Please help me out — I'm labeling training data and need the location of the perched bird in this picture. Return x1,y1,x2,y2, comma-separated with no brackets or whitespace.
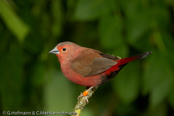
49,41,152,89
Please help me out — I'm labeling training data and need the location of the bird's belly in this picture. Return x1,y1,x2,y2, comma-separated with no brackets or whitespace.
61,65,103,87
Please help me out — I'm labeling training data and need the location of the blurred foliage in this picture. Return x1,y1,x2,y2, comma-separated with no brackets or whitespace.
0,0,174,116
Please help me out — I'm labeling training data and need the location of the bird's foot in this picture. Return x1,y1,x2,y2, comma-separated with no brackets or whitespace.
77,92,83,99
77,86,95,103
78,92,89,103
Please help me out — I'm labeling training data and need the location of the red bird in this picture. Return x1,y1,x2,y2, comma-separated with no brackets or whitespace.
49,42,152,88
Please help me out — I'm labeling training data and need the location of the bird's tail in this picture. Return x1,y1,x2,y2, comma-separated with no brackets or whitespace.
116,51,152,66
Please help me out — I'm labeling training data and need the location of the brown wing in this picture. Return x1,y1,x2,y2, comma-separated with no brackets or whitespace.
94,50,121,60
71,49,117,77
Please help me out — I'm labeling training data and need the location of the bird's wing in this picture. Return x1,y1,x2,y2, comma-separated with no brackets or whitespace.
94,50,121,60
71,49,117,77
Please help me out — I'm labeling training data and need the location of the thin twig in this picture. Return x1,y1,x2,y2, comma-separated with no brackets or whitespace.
71,86,98,116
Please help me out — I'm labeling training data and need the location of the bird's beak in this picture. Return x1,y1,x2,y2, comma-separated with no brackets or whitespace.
49,47,59,54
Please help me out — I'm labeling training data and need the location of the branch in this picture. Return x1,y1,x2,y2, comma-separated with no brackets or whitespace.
71,86,98,116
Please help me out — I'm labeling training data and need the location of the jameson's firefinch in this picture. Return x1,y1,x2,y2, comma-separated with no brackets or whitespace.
49,42,152,87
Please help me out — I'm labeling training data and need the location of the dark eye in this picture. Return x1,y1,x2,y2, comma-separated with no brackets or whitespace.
62,48,66,51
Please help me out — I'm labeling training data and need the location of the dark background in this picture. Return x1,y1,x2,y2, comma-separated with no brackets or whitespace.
0,0,174,116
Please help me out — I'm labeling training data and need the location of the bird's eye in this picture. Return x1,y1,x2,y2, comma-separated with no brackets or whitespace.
62,48,66,51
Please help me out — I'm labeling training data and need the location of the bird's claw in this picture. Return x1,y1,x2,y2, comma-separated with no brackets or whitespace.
77,92,89,103
77,92,83,100
77,86,96,103
83,96,89,103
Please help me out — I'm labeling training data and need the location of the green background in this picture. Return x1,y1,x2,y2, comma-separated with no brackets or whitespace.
0,0,174,116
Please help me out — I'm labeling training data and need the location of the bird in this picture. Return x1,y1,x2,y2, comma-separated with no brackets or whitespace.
49,41,152,97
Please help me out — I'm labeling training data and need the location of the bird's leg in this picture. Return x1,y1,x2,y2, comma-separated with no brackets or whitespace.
78,86,96,103
84,86,95,96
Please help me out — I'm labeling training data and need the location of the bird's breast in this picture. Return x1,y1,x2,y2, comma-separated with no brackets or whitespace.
60,62,104,87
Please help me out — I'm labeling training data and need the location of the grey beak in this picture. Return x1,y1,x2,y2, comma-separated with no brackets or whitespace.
49,47,59,54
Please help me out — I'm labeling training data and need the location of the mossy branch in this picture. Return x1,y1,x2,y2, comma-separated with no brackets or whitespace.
71,86,98,116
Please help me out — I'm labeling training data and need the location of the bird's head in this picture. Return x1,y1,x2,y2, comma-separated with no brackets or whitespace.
49,41,81,62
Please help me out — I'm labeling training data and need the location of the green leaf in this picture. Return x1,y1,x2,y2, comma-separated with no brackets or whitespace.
30,62,45,86
44,70,74,111
120,0,151,43
0,0,30,42
0,46,23,110
98,15,129,57
150,6,170,30
130,34,153,52
98,15,123,48
143,52,173,108
144,102,167,116
113,61,140,103
112,44,129,58
126,10,150,43
75,0,114,21
168,84,174,109
51,0,62,38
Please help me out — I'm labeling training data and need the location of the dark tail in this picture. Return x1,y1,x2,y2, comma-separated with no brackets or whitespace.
116,51,152,66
